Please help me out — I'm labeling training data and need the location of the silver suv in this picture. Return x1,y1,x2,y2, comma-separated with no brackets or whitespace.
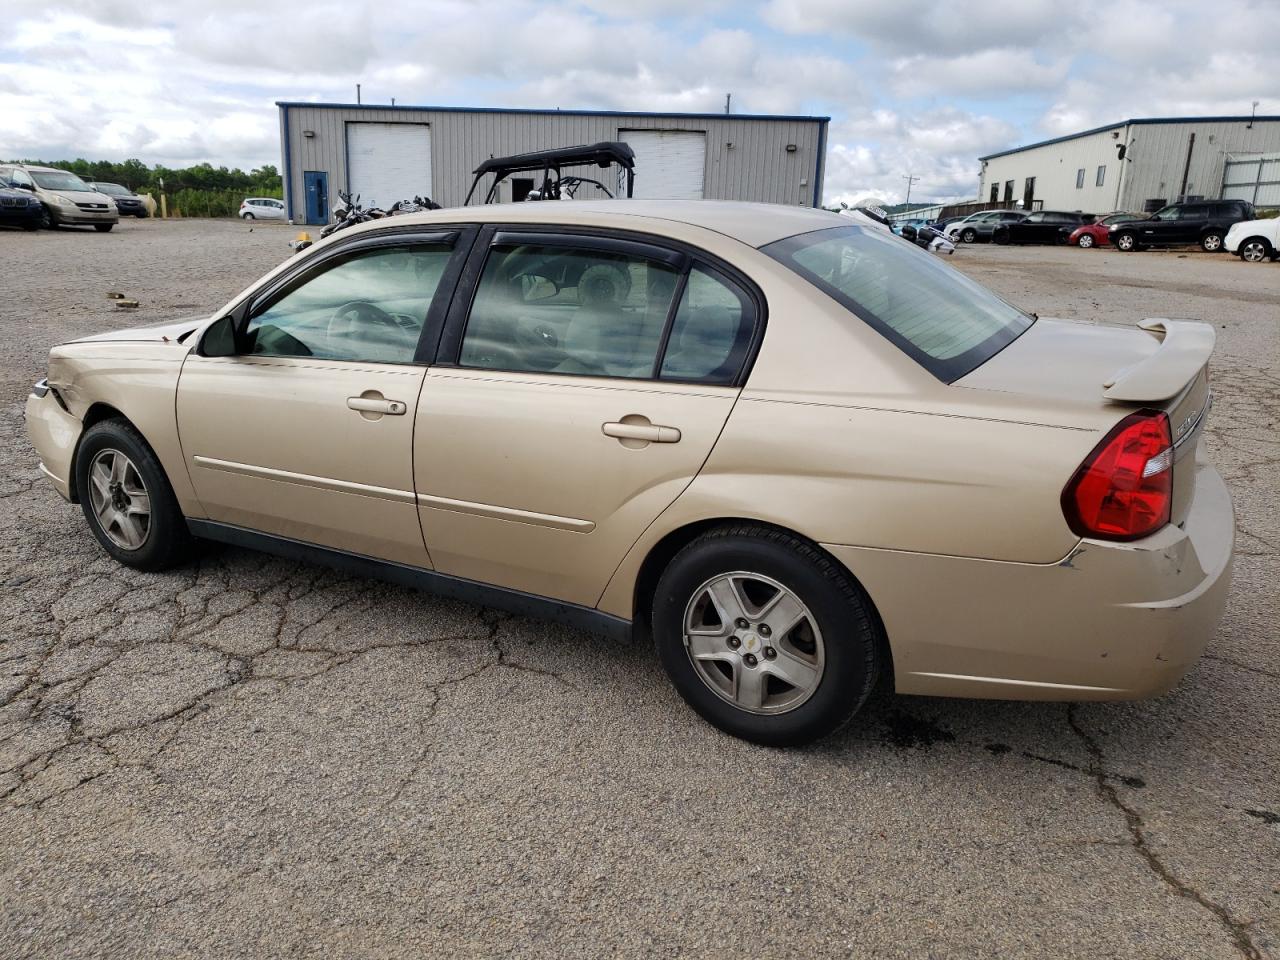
0,163,120,231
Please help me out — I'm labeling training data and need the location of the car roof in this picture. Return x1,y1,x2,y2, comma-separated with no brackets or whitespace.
21,165,66,173
375,200,847,249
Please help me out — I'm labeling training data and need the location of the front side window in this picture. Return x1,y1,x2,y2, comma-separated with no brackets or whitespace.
763,225,1033,382
460,242,680,378
243,244,452,363
1154,205,1181,221
5,167,34,188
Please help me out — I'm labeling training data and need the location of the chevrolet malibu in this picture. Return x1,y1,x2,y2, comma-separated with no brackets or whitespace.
25,201,1233,746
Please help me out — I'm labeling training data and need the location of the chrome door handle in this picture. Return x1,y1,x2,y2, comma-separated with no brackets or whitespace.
347,396,406,415
602,421,681,443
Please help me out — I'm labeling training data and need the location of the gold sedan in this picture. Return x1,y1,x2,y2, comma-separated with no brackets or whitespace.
25,201,1233,745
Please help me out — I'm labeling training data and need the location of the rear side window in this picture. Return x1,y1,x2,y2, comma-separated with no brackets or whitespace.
659,267,752,384
763,225,1033,382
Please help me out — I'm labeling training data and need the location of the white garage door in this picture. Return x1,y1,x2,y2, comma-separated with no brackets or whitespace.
620,129,706,200
346,123,432,210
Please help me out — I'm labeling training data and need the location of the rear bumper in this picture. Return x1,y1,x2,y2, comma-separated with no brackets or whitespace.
824,457,1234,701
25,387,81,502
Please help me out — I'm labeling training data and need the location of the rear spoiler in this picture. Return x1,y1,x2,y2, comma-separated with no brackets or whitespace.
1103,319,1215,402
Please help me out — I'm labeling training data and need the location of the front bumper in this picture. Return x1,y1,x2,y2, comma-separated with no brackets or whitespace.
25,385,81,502
824,457,1234,701
49,205,119,225
0,205,41,225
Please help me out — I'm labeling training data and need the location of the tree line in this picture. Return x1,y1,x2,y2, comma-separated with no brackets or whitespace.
8,158,282,196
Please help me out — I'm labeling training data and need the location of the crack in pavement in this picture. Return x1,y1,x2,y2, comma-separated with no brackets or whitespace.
1066,704,1263,960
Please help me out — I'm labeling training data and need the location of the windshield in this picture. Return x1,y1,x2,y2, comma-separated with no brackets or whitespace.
94,182,131,197
762,225,1034,382
30,170,90,191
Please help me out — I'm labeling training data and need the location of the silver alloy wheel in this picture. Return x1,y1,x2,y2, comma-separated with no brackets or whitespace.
1078,234,1094,248
87,448,151,550
1117,233,1135,251
682,571,825,715
1242,240,1268,262
1203,233,1223,251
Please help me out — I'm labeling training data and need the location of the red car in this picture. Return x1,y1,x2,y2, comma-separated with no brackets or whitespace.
1068,212,1145,248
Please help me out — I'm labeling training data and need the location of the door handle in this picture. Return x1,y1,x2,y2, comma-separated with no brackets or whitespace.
348,396,406,415
602,420,681,443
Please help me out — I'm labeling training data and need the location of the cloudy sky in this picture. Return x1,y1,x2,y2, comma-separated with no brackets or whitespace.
3,0,1278,204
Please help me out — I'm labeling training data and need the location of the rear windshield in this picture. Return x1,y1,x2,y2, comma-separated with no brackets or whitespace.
762,225,1034,382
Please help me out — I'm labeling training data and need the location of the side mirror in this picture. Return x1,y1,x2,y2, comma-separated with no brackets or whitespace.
520,275,560,302
15,182,34,191
200,315,239,357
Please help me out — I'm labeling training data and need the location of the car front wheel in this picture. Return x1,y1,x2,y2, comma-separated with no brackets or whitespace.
652,525,882,746
1201,231,1224,252
1239,238,1272,262
1114,232,1138,251
38,207,56,229
75,419,192,571
94,224,113,232
1077,233,1095,248
961,228,977,243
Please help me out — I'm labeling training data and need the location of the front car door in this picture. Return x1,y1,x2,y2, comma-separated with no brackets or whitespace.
414,227,760,607
176,229,470,567
1139,205,1182,244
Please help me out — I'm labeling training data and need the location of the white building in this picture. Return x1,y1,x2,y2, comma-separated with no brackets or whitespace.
978,115,1280,213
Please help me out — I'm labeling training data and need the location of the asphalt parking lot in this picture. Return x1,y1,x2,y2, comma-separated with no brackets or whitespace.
1,218,1277,959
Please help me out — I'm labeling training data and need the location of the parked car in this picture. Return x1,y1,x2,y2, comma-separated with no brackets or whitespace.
0,182,42,230
1067,213,1146,248
1224,217,1280,262
945,210,1029,243
1109,199,1256,252
0,163,119,231
992,211,1094,245
239,198,286,221
90,182,148,218
25,201,1232,746
890,218,928,236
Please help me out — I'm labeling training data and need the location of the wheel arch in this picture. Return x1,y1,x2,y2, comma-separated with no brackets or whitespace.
628,516,894,686
68,403,157,504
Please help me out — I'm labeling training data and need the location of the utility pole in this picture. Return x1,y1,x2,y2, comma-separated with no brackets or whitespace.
725,93,732,114
902,173,920,207
356,83,362,105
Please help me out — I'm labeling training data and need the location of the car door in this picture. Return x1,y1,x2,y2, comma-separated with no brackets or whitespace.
414,227,759,607
1139,205,1181,244
176,229,470,567
1012,212,1045,242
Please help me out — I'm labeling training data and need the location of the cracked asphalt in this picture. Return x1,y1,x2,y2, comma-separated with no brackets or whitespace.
1,219,1277,959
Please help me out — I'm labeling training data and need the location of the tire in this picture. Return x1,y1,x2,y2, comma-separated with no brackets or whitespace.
1114,231,1137,251
1238,237,1271,262
38,207,55,230
242,212,255,220
992,230,1008,245
961,228,977,243
1077,233,1095,248
1200,231,1224,252
652,525,882,747
74,419,192,571
94,224,113,232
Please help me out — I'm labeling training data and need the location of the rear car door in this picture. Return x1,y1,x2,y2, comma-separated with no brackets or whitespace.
176,229,470,567
414,226,759,607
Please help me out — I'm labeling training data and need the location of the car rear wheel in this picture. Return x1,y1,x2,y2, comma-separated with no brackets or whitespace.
1239,237,1271,262
1077,233,1095,248
652,525,882,746
1114,232,1138,251
992,230,1008,245
75,419,192,571
961,228,977,243
94,224,113,232
1200,231,1224,252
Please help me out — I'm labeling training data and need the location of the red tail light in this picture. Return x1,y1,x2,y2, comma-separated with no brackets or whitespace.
1062,410,1173,541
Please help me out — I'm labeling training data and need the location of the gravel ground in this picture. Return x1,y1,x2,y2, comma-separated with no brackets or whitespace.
1,218,1277,959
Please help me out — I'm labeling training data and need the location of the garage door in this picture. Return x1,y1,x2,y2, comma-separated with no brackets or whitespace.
619,129,706,200
346,123,432,209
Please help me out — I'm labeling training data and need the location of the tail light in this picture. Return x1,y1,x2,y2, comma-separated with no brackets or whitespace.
1062,410,1173,541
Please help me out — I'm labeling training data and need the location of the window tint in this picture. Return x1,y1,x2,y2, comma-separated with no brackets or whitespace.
764,225,1032,382
660,267,752,384
460,242,679,378
243,244,451,363
1156,205,1181,220
1024,212,1046,223
1181,205,1207,219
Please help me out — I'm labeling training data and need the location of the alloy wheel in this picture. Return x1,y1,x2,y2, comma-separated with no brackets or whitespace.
87,449,151,550
682,571,825,715
1117,234,1135,251
1203,233,1223,251
1242,240,1267,262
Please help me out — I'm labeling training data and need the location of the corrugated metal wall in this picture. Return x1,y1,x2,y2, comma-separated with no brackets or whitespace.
279,105,825,220
978,120,1280,214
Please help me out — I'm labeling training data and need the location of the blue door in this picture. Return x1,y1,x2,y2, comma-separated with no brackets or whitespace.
303,171,328,225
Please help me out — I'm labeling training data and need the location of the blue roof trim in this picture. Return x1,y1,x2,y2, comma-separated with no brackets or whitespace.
274,101,829,123
979,115,1280,161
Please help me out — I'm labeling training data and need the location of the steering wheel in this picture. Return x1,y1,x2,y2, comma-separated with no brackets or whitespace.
327,300,409,349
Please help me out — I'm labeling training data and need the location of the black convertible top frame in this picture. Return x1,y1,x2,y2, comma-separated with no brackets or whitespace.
464,141,636,205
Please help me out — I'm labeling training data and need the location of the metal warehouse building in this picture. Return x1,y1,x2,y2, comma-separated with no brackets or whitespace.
978,115,1280,213
276,101,829,225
